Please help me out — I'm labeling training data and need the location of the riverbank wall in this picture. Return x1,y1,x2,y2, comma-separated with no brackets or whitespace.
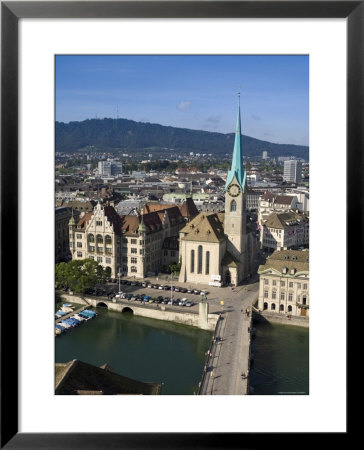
59,293,218,331
252,308,309,328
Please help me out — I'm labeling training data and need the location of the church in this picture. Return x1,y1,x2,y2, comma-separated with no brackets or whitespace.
178,97,258,286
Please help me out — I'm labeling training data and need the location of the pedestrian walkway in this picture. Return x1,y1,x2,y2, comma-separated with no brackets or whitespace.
201,283,257,395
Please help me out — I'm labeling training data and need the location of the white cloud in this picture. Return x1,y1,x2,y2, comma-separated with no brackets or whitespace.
177,101,191,111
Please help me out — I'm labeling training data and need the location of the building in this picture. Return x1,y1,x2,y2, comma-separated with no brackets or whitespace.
258,193,300,225
283,160,302,184
55,359,162,395
257,250,309,317
260,211,309,252
69,200,195,278
55,207,73,262
98,160,123,177
262,150,268,160
178,97,259,286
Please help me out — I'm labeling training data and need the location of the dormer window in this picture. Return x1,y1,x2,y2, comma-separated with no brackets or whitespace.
290,268,296,275
283,267,288,274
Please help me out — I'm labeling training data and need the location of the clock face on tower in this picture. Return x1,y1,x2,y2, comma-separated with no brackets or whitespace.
228,183,241,197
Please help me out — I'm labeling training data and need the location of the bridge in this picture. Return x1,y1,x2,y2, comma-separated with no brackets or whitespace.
198,281,258,395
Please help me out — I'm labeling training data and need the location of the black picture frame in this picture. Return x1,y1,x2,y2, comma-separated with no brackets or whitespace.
1,1,356,448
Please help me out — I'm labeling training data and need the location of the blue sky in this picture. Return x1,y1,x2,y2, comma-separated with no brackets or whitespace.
56,55,309,146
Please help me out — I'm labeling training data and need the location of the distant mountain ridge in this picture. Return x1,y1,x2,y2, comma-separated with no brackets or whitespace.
55,117,309,160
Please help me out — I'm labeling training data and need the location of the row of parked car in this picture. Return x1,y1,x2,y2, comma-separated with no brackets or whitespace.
107,278,209,296
115,292,194,307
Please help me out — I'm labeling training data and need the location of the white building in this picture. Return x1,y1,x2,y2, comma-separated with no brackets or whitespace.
98,160,123,177
258,250,309,317
283,160,302,184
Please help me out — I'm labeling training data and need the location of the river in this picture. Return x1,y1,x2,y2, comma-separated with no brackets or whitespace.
249,321,309,395
55,307,212,395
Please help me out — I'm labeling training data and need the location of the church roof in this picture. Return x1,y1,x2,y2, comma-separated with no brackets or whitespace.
263,211,307,229
180,212,226,243
178,197,199,219
221,251,240,268
225,96,246,190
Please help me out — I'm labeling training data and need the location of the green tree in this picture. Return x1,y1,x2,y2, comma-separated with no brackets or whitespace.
55,259,108,293
169,257,182,275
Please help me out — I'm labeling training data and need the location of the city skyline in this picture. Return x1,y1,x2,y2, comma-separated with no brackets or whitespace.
56,55,309,146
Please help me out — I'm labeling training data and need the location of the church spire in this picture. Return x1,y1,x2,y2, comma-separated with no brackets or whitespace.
225,92,246,190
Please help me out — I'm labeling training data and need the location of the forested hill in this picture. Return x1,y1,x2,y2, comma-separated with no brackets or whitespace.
55,118,309,160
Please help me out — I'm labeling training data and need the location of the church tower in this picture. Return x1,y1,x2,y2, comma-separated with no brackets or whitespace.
224,93,248,279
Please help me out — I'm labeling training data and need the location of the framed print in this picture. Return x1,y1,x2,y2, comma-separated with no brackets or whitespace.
1,0,357,447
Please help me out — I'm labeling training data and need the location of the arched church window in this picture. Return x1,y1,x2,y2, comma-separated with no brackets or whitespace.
205,251,210,275
96,234,103,244
230,200,237,212
105,235,112,245
198,245,203,274
191,250,195,273
88,234,94,243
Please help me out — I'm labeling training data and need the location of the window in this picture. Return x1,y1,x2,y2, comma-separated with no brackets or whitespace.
288,305,292,312
96,220,102,226
263,302,268,310
88,256,94,260
131,257,137,264
77,242,82,248
96,234,103,244
122,257,128,263
264,279,269,285
288,293,293,302
297,283,301,289
97,256,102,262
198,245,203,274
131,248,137,254
303,284,307,290
88,234,95,243
264,290,269,298
289,282,293,288
131,266,137,273
105,257,111,264
88,246,95,252
230,200,237,212
131,239,137,244
139,249,144,255
271,303,276,310
272,291,276,299
105,235,112,245
280,304,284,311
280,281,285,287
191,250,195,273
272,280,277,286
76,234,82,239
122,238,128,243
77,251,82,257
280,292,285,300
205,251,210,275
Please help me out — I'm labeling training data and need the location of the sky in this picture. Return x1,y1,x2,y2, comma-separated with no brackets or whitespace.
55,55,309,146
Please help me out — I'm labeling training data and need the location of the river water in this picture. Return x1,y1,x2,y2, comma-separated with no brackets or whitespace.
55,307,212,395
56,307,309,395
249,321,309,395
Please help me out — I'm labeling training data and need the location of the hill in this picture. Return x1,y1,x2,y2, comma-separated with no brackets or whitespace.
55,118,309,160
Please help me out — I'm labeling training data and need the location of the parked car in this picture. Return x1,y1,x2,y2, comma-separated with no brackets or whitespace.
178,298,188,306
143,295,150,301
163,297,169,304
193,289,200,295
174,287,180,292
187,289,193,294
200,290,209,296
156,296,163,303
158,285,164,290
163,285,170,290
142,282,148,287
180,288,187,293
185,301,194,307
147,284,152,288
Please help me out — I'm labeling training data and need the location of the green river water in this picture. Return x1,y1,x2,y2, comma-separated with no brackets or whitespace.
55,307,212,395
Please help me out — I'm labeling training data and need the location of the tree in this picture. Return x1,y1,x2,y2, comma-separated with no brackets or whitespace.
55,259,108,294
169,257,182,275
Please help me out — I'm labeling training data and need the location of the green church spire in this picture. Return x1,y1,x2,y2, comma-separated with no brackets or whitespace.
225,92,246,190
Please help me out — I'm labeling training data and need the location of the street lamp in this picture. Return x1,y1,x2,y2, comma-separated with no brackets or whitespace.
117,271,122,297
170,272,173,303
